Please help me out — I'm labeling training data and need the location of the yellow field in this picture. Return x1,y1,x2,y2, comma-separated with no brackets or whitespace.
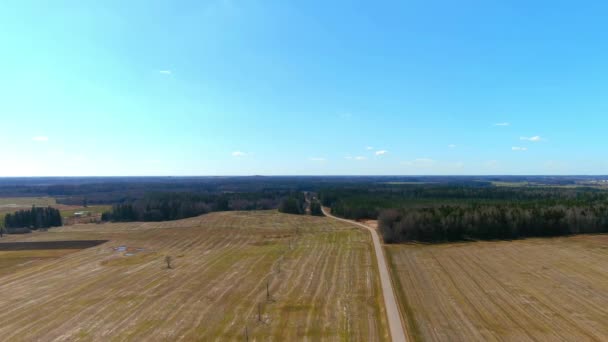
0,211,388,341
387,235,608,342
0,249,81,277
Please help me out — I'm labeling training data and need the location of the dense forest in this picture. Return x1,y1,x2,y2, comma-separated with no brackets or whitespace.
310,201,323,216
3,177,608,240
320,184,608,243
4,206,62,231
0,176,327,205
277,193,306,215
379,204,608,243
0,176,593,205
320,185,608,220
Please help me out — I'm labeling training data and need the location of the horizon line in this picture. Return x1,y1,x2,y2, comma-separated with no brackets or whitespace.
0,175,607,178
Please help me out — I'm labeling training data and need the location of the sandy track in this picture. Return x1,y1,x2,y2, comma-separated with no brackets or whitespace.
0,210,389,341
322,207,407,342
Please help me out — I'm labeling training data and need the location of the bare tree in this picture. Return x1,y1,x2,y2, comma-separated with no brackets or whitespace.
266,280,270,301
258,303,262,322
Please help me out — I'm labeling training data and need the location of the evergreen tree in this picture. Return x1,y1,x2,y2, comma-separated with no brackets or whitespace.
3,206,62,230
310,201,323,216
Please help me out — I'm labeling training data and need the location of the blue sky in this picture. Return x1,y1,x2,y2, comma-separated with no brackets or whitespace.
1,0,607,176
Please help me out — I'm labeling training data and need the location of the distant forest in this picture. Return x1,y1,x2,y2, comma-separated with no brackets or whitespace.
379,204,608,243
2,176,608,241
320,185,608,220
277,193,307,215
310,201,323,216
102,191,299,222
0,176,593,205
0,176,329,205
4,206,62,232
320,184,608,243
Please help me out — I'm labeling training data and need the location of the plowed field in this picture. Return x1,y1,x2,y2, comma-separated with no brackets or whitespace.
387,235,608,341
0,211,388,341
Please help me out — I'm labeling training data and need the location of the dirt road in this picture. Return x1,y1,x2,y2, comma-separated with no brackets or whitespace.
322,207,407,342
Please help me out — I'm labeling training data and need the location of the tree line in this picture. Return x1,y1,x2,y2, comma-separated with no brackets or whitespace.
102,191,291,222
102,193,219,222
4,206,62,231
320,184,608,243
379,204,608,243
277,192,324,216
310,201,323,216
103,190,324,222
278,193,306,215
320,185,608,221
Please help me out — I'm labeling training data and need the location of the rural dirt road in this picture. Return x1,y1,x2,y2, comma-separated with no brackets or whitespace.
322,207,407,342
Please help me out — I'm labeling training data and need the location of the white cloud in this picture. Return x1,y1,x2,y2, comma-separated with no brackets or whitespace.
520,136,542,142
366,146,374,150
494,122,510,126
159,70,172,75
375,150,388,156
512,146,528,151
32,136,48,142
344,156,353,160
354,156,366,160
448,144,456,149
309,157,326,161
231,151,246,157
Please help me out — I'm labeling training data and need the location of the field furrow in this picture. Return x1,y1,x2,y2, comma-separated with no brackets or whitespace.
387,235,608,342
0,211,388,341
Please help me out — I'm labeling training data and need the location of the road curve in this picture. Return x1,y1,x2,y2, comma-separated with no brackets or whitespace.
321,207,407,342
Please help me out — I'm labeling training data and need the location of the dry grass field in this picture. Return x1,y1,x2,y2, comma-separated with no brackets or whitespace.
0,210,388,341
387,235,608,342
0,196,57,207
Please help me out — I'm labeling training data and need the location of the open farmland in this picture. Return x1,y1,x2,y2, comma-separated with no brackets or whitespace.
0,196,57,207
387,235,608,341
0,197,57,215
0,197,109,227
0,210,388,341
